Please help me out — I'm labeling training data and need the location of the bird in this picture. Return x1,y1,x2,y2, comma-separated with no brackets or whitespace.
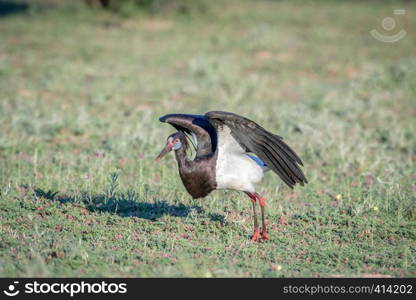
156,111,307,242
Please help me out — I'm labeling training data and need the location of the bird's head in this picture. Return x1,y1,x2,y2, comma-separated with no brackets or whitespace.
155,131,186,161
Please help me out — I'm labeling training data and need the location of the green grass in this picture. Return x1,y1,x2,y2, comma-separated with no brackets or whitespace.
0,0,415,277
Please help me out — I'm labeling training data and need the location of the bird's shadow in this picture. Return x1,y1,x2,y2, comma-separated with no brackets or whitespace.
0,1,29,18
34,188,223,222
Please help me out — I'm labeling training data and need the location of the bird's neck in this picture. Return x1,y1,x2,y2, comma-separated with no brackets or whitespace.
174,146,189,169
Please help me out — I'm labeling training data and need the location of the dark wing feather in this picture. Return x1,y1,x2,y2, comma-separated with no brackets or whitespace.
205,111,307,188
159,114,217,157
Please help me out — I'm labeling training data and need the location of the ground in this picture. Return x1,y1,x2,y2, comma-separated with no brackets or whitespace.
0,0,415,277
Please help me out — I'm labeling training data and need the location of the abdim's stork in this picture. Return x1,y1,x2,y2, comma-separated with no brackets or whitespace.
156,111,307,241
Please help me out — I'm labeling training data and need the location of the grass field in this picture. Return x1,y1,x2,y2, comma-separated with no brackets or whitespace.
0,0,415,277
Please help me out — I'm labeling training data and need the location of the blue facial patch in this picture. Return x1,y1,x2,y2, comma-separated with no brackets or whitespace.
173,142,182,150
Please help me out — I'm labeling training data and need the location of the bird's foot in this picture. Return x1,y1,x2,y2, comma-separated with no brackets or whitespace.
260,230,269,241
251,230,260,242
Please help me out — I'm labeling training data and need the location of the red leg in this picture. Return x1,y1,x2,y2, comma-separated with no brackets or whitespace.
255,193,268,241
245,192,260,242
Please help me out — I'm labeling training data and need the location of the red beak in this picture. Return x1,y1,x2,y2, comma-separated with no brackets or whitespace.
155,144,172,162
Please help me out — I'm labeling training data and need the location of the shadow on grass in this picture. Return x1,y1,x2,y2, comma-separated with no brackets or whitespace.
34,188,209,221
0,1,29,18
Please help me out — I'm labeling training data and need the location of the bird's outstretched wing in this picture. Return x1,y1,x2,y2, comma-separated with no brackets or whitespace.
159,114,217,158
205,111,307,188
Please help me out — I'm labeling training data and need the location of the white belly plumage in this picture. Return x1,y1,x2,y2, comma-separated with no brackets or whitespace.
215,126,265,193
